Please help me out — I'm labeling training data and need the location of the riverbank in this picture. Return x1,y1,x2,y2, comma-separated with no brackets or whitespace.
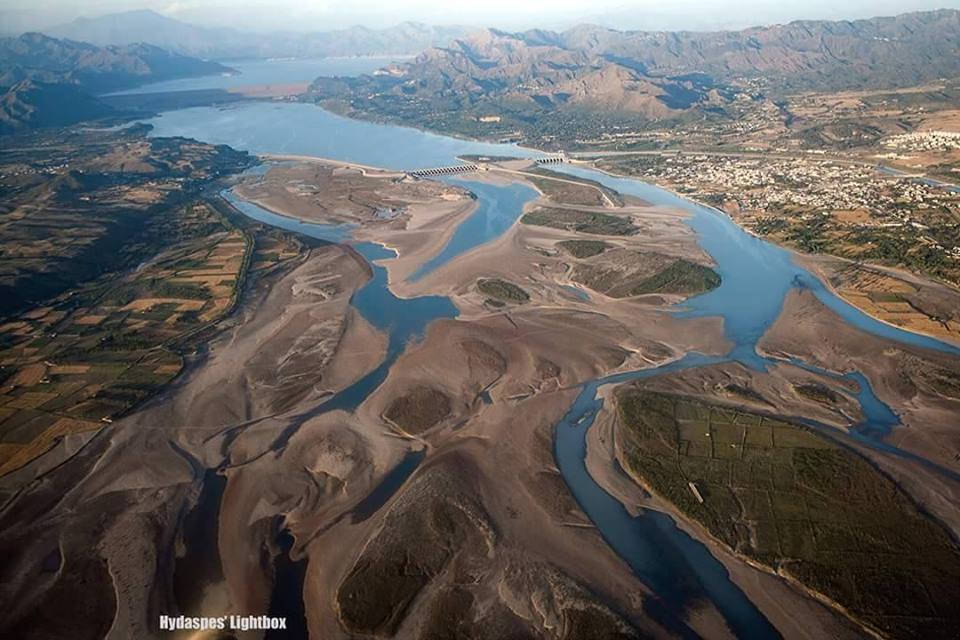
584,158,960,347
224,155,907,637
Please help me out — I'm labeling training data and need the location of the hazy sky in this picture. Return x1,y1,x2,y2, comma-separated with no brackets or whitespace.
3,0,959,32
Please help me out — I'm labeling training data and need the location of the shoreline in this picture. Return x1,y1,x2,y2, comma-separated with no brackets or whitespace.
310,101,548,156
268,104,958,350
258,153,407,177
796,254,960,348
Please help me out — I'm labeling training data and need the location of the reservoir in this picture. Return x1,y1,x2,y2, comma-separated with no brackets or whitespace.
145,101,538,170
141,77,959,637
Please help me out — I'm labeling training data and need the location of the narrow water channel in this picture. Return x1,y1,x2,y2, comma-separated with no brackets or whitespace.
409,178,539,281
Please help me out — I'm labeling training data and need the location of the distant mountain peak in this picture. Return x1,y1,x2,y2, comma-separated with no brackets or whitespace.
307,8,960,143
43,12,473,60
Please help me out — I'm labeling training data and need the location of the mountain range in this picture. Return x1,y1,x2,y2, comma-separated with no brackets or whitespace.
0,32,230,94
44,10,473,60
307,9,960,140
530,8,960,91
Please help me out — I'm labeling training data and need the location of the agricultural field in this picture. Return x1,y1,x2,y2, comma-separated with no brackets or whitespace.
0,124,252,318
824,262,960,342
0,201,250,475
615,388,960,639
525,168,621,207
0,126,271,476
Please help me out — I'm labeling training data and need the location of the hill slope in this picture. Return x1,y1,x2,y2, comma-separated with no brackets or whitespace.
551,8,960,91
0,33,232,133
0,80,113,134
0,32,230,93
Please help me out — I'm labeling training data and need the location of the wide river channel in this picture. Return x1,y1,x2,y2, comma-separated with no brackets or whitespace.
142,84,959,638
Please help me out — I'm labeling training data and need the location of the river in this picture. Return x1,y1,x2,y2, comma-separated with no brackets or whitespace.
139,73,959,638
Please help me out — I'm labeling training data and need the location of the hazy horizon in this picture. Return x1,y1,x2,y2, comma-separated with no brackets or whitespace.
2,0,960,35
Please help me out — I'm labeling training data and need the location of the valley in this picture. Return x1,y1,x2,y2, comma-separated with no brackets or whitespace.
0,7,959,640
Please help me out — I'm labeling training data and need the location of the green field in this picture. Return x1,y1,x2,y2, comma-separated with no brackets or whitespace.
522,207,636,236
616,388,960,639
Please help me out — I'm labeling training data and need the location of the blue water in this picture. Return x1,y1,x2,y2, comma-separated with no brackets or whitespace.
163,90,960,637
561,284,591,301
350,450,427,523
225,189,354,242
143,102,538,171
225,173,776,636
104,56,402,96
225,169,780,636
409,178,539,281
878,165,960,194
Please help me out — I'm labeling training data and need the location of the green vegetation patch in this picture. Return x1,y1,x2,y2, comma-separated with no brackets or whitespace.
521,207,635,236
336,467,491,636
557,240,610,258
477,278,529,303
572,253,720,299
384,386,451,434
616,389,960,639
526,169,623,207
627,259,720,296
794,382,840,404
